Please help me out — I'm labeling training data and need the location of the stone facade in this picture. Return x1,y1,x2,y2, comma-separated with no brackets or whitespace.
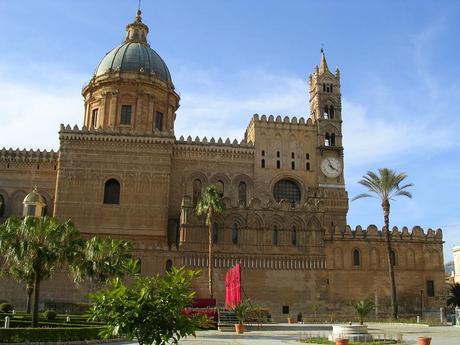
0,11,444,320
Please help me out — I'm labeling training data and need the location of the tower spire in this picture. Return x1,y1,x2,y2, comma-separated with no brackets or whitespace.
319,47,329,74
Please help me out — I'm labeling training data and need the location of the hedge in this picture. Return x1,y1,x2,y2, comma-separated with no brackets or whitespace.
0,327,105,343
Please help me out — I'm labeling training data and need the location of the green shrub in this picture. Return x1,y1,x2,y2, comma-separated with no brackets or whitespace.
0,303,13,313
0,327,105,343
43,309,57,320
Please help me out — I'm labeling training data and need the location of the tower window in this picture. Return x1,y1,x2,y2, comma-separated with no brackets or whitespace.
306,153,310,160
103,179,120,204
330,84,333,92
212,223,218,244
261,150,265,156
120,105,132,125
331,133,336,146
192,179,202,204
330,105,335,119
353,249,361,266
154,111,164,131
238,181,247,206
261,159,265,168
91,108,99,128
277,151,280,158
276,160,281,169
324,105,329,119
325,133,331,146
291,161,295,170
323,84,326,92
306,162,310,171
232,223,238,245
426,280,435,297
291,226,297,246
291,152,295,159
273,226,279,246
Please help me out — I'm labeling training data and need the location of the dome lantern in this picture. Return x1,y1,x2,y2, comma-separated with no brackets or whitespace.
124,10,149,44
23,186,46,218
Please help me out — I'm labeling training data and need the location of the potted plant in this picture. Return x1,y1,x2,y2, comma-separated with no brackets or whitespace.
335,338,349,345
232,299,251,334
418,336,432,345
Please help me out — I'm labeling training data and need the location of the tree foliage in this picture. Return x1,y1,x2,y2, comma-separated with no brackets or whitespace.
353,300,374,325
71,237,140,286
447,283,460,308
352,168,413,320
0,216,83,326
89,267,201,345
195,185,225,298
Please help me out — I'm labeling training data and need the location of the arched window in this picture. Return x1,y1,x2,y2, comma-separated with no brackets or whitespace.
330,105,335,119
330,133,336,146
325,133,330,146
291,152,295,159
165,259,173,272
353,249,361,266
291,161,295,170
231,223,238,245
276,151,280,158
212,222,218,244
276,160,281,169
273,226,279,246
103,179,120,204
238,181,247,206
273,179,301,205
261,159,266,168
0,194,4,217
306,162,310,171
216,180,224,197
291,226,297,246
390,250,397,266
324,105,329,119
192,179,202,203
154,111,164,131
261,150,265,156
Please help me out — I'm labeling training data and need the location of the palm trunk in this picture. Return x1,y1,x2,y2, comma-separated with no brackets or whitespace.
208,220,213,298
383,199,398,320
32,270,41,327
26,283,34,314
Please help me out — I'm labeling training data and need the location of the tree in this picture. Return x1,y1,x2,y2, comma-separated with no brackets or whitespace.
447,283,460,308
352,168,413,320
89,267,201,345
0,216,83,326
353,300,374,325
195,185,225,298
71,237,140,287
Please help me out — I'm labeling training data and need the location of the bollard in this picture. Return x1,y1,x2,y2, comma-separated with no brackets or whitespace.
440,307,444,324
417,315,420,323
4,316,10,328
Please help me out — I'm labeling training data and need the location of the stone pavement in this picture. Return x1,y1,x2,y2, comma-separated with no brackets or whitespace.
103,323,460,345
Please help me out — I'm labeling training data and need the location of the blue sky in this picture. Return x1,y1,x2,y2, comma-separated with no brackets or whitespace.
0,1,459,263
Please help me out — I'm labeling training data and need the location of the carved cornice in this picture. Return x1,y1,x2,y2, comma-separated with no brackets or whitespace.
0,148,58,163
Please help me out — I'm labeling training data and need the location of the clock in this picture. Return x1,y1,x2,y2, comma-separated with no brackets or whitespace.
320,157,342,178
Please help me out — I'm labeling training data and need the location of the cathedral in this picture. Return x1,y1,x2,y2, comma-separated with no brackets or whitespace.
0,10,444,319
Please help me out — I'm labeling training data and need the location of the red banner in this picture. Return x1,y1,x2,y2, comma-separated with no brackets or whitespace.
225,264,241,309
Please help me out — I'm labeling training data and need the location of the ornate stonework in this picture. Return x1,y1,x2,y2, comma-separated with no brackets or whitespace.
0,12,444,320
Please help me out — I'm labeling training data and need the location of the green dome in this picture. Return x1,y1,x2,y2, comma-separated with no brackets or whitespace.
94,42,172,84
93,10,172,85
23,187,46,205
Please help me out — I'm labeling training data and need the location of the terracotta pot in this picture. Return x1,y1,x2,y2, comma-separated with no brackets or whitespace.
418,336,432,345
335,339,349,345
235,323,245,334
287,317,294,324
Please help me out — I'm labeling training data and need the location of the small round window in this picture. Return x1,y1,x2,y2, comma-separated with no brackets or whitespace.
273,180,301,204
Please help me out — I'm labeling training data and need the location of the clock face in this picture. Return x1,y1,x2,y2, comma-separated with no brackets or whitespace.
320,157,342,178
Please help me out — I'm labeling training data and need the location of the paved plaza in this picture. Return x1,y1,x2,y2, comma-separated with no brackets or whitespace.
104,323,460,345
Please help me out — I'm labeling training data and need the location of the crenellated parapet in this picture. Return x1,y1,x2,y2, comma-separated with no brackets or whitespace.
58,124,175,145
0,147,58,163
246,113,314,131
327,224,443,242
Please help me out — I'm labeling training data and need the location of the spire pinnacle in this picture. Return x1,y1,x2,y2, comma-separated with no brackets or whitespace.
319,47,329,74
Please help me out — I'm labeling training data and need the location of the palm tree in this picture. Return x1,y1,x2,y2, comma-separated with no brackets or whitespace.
0,216,83,327
447,283,460,308
353,300,374,325
71,236,140,287
352,168,413,320
195,185,225,298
